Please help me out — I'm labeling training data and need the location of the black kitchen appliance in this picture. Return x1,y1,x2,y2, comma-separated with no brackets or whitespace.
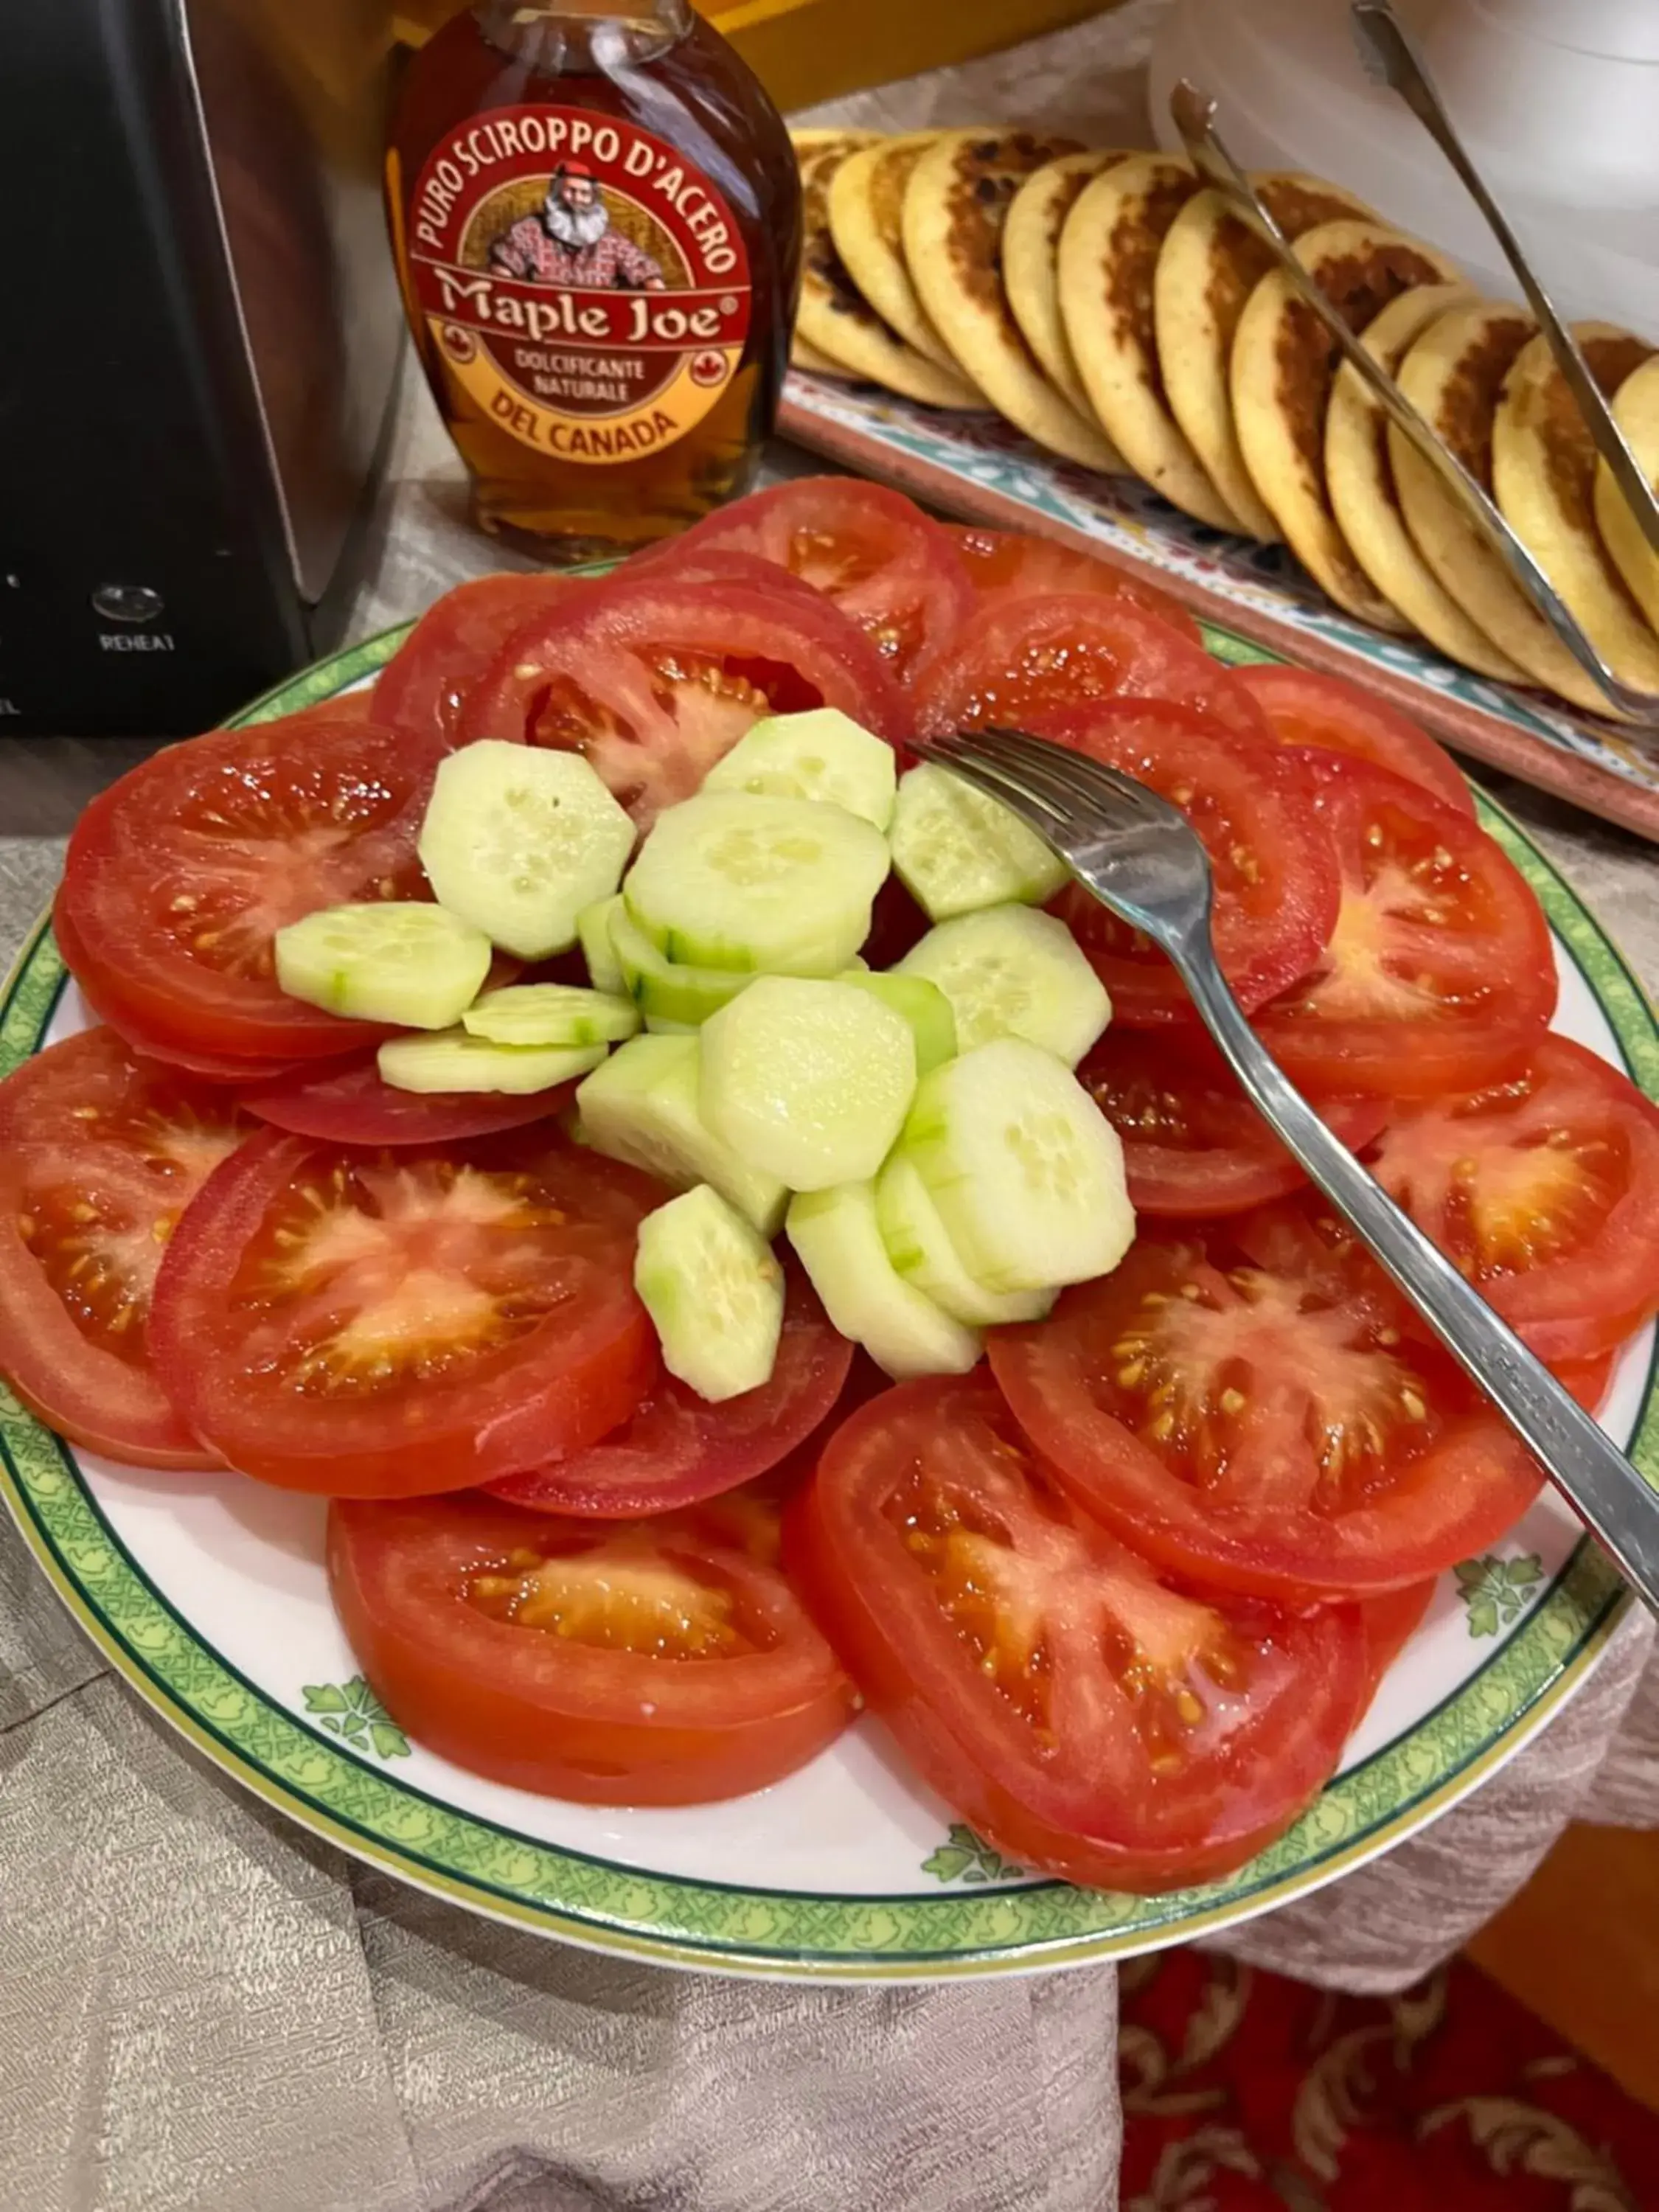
1,0,404,738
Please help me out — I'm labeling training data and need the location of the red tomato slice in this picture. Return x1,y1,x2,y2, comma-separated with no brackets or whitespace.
248,690,376,730
1079,1028,1389,1214
150,1128,658,1495
1236,665,1475,816
989,1223,1545,1601
239,1054,580,1147
910,591,1271,748
0,1027,253,1468
458,576,910,827
790,1374,1366,1889
58,715,445,1065
329,1484,855,1804
371,571,587,741
1040,700,1340,1022
1364,1034,1659,1361
1251,756,1558,1096
942,525,1203,644
488,1270,854,1517
641,476,975,679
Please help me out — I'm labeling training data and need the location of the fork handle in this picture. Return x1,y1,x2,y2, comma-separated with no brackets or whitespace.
1173,945,1659,1615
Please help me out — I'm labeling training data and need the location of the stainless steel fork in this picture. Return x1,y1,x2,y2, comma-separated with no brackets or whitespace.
915,726,1659,1616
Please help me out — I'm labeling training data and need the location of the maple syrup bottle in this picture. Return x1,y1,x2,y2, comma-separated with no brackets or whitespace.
386,1,801,559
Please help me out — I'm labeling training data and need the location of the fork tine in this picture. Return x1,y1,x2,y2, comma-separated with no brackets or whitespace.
911,740,1072,838
975,727,1171,823
931,727,1152,832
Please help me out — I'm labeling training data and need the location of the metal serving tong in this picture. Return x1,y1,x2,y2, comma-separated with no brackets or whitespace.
1168,56,1659,728
917,725,1659,1619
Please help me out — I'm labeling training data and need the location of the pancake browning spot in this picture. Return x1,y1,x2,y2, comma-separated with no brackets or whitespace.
1105,172,1199,393
1521,332,1656,535
1439,317,1534,484
1272,243,1448,492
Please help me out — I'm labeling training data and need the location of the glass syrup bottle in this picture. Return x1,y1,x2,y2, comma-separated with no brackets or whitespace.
386,1,800,559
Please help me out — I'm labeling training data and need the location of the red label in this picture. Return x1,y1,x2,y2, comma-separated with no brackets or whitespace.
408,105,752,463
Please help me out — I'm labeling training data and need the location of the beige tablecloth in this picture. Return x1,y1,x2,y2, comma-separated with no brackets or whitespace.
4,7,1659,2207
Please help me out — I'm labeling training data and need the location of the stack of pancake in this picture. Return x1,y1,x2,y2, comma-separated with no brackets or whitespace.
790,128,1659,719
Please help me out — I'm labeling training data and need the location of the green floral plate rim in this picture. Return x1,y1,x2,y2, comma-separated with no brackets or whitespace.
0,613,1645,1981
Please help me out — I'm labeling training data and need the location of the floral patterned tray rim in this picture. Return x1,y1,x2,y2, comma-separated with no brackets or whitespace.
0,617,1646,1983
779,376,1659,847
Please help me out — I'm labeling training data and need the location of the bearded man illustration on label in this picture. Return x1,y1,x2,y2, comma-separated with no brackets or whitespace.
490,161,667,290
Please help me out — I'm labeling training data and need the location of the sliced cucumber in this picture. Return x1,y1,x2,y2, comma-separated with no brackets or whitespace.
875,1153,1055,1328
837,969,957,1077
634,1185,785,1402
417,740,636,960
463,983,639,1048
624,792,888,976
898,904,1110,1065
578,895,627,995
787,1183,981,1380
903,1039,1135,1295
888,762,1070,922
703,709,898,830
610,902,753,1028
377,1030,605,1095
700,977,916,1193
274,902,491,1029
575,1034,787,1237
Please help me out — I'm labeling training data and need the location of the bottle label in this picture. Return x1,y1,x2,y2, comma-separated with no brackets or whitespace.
406,105,752,466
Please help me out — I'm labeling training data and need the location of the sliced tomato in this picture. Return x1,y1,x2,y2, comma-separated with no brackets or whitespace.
942,525,1203,644
150,1128,658,1495
1358,1580,1437,1708
790,1374,1366,1889
240,1054,580,1147
1039,700,1340,1022
1252,754,1556,1096
329,1485,855,1804
370,571,588,741
1363,1034,1659,1361
0,1027,254,1468
247,689,376,730
489,1270,853,1517
1079,1028,1388,1215
1235,666,1475,817
457,576,910,828
910,591,1271,749
989,1223,1545,1601
58,715,445,1066
640,476,975,679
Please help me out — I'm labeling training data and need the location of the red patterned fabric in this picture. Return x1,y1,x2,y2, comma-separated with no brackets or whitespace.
490,213,664,289
1119,1950,1659,2210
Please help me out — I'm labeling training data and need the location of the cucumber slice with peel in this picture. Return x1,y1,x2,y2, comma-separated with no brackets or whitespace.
837,970,957,1076
462,984,639,1048
610,902,753,1028
574,1034,787,1237
377,1030,605,1096
787,1182,981,1380
578,895,627,995
899,905,1110,1065
699,977,917,1192
274,902,491,1029
417,741,636,960
624,792,888,975
902,1039,1135,1295
702,709,897,830
889,762,1069,922
634,1185,785,1402
875,1152,1055,1327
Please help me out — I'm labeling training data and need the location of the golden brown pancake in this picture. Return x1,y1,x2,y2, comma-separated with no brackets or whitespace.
790,333,849,376
1231,219,1460,626
1002,152,1133,420
1156,174,1375,543
1057,154,1243,529
1325,283,1525,681
1390,299,1627,714
827,135,961,374
902,129,1124,471
1594,354,1659,632
791,129,984,410
1494,323,1659,692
